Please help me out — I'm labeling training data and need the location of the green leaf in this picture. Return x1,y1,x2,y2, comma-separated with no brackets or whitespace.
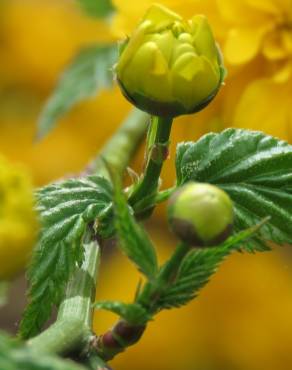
157,221,267,310
176,129,292,251
112,174,158,279
37,44,118,139
77,0,115,19
0,332,88,370
175,141,192,185
19,176,112,339
93,301,151,325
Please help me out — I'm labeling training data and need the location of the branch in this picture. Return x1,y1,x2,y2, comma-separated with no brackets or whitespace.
28,238,98,354
92,108,149,178
28,109,149,357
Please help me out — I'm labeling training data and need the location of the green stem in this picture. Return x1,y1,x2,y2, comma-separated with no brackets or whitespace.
137,243,190,309
91,243,190,361
28,109,149,357
129,116,173,210
158,242,190,284
92,108,149,178
28,241,99,354
57,239,100,327
86,353,111,370
132,186,176,215
27,318,90,355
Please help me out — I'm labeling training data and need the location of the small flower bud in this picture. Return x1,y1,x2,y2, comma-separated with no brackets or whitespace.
168,182,234,247
116,4,225,117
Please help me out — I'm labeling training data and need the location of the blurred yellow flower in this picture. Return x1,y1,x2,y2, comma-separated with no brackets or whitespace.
0,155,37,280
216,0,292,140
218,0,292,67
0,0,291,183
112,0,292,141
0,0,114,90
0,0,127,185
0,2,292,370
0,0,211,189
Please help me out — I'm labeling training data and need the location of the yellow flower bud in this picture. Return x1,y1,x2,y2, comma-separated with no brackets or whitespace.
168,182,234,247
0,156,38,280
116,4,225,117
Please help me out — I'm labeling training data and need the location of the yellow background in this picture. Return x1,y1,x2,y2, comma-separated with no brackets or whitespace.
1,1,292,369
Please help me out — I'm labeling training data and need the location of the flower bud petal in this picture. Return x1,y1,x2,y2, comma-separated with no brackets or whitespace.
150,31,175,63
117,20,152,75
192,15,218,63
142,3,182,31
172,52,201,81
172,43,197,62
122,41,173,103
116,4,225,117
178,33,193,44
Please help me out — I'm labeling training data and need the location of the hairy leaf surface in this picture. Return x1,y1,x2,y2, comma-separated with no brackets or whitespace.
157,222,266,309
20,176,112,339
176,129,292,251
113,176,158,279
